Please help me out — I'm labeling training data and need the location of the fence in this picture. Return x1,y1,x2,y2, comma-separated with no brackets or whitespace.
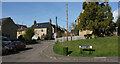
55,35,86,42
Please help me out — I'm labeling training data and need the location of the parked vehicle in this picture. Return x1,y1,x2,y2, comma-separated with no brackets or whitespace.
2,36,17,54
2,42,9,55
2,36,12,44
13,41,26,50
2,41,17,54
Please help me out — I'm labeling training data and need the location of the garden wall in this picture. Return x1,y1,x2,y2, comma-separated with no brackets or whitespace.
55,35,86,42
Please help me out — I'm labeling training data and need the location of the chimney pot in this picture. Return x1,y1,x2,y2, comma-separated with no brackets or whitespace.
49,19,51,24
21,26,23,29
34,20,36,24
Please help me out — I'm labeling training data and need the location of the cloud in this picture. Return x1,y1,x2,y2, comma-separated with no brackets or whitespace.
113,8,120,22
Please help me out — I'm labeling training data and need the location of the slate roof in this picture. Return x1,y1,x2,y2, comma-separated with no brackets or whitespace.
16,24,27,29
32,22,51,29
31,22,67,32
0,17,18,27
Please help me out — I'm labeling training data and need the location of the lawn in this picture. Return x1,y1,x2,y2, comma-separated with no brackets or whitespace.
53,36,118,57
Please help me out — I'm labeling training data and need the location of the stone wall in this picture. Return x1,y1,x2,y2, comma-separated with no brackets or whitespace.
2,18,17,40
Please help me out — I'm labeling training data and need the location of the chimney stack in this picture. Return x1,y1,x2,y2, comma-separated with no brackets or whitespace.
21,25,23,29
34,20,36,25
49,19,51,24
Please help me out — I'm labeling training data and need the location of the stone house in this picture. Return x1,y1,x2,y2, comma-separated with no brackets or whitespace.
0,17,18,40
32,19,66,39
16,24,27,38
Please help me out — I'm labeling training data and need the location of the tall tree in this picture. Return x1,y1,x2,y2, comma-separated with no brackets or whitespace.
78,2,114,37
116,16,120,36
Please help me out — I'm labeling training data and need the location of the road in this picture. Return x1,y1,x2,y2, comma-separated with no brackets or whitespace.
2,40,69,62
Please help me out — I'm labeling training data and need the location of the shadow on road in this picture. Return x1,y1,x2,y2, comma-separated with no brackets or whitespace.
19,47,33,51
2,47,33,56
26,41,41,45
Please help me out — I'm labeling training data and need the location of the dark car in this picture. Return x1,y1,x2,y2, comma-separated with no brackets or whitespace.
2,42,9,55
2,36,17,54
13,41,26,50
2,41,17,55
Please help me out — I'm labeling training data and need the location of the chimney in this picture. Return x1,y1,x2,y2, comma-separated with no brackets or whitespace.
34,20,36,25
49,19,51,24
21,25,23,29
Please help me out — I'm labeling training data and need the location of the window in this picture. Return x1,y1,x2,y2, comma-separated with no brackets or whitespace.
41,29,43,32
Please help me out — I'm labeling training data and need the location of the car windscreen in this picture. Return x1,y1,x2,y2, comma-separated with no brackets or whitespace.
14,41,24,45
2,38,10,41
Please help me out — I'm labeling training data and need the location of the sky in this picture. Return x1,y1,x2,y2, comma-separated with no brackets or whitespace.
2,2,119,28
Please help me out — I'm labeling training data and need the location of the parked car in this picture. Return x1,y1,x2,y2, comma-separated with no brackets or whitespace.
2,41,17,54
2,42,9,55
13,41,26,50
2,36,12,44
1,36,17,54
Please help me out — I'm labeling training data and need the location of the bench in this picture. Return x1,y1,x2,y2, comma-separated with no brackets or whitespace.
79,46,95,55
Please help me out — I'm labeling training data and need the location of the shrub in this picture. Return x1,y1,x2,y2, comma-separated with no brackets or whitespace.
91,34,95,39
23,27,35,42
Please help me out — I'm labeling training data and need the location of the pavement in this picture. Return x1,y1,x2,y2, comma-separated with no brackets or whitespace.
2,40,119,62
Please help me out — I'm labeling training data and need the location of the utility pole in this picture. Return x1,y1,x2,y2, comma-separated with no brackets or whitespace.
55,16,58,42
56,16,57,38
56,16,57,33
66,4,68,41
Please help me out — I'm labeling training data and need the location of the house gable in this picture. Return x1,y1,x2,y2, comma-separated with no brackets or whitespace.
0,17,18,40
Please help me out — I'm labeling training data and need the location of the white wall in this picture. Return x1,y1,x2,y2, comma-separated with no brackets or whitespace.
55,35,86,42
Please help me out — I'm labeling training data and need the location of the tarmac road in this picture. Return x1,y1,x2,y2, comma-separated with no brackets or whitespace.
2,40,67,62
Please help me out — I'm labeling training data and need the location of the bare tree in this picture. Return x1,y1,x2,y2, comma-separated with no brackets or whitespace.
69,23,76,32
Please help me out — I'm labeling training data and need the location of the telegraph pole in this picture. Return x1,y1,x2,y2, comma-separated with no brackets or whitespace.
66,4,68,41
56,16,57,36
55,16,58,42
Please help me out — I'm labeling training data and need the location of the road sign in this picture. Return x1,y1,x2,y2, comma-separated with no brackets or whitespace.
79,46,92,49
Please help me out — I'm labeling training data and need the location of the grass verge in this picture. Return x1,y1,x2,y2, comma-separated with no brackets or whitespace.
53,36,118,57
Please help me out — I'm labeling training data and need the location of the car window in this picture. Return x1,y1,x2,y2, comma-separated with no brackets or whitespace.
20,42,24,45
9,43,15,45
14,41,23,45
18,42,24,45
2,38,10,41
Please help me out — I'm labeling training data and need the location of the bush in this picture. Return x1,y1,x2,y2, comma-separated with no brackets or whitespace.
23,27,34,41
91,34,95,39
18,35,25,42
44,35,51,40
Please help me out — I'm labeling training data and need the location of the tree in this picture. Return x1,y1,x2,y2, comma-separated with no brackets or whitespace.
78,2,114,37
116,16,120,36
116,16,120,27
69,23,76,31
23,27,35,41
57,31,62,38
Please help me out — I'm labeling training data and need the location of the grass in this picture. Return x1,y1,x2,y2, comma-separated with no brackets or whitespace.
53,36,118,57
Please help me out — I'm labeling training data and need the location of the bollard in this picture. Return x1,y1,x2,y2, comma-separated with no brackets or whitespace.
63,47,68,56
